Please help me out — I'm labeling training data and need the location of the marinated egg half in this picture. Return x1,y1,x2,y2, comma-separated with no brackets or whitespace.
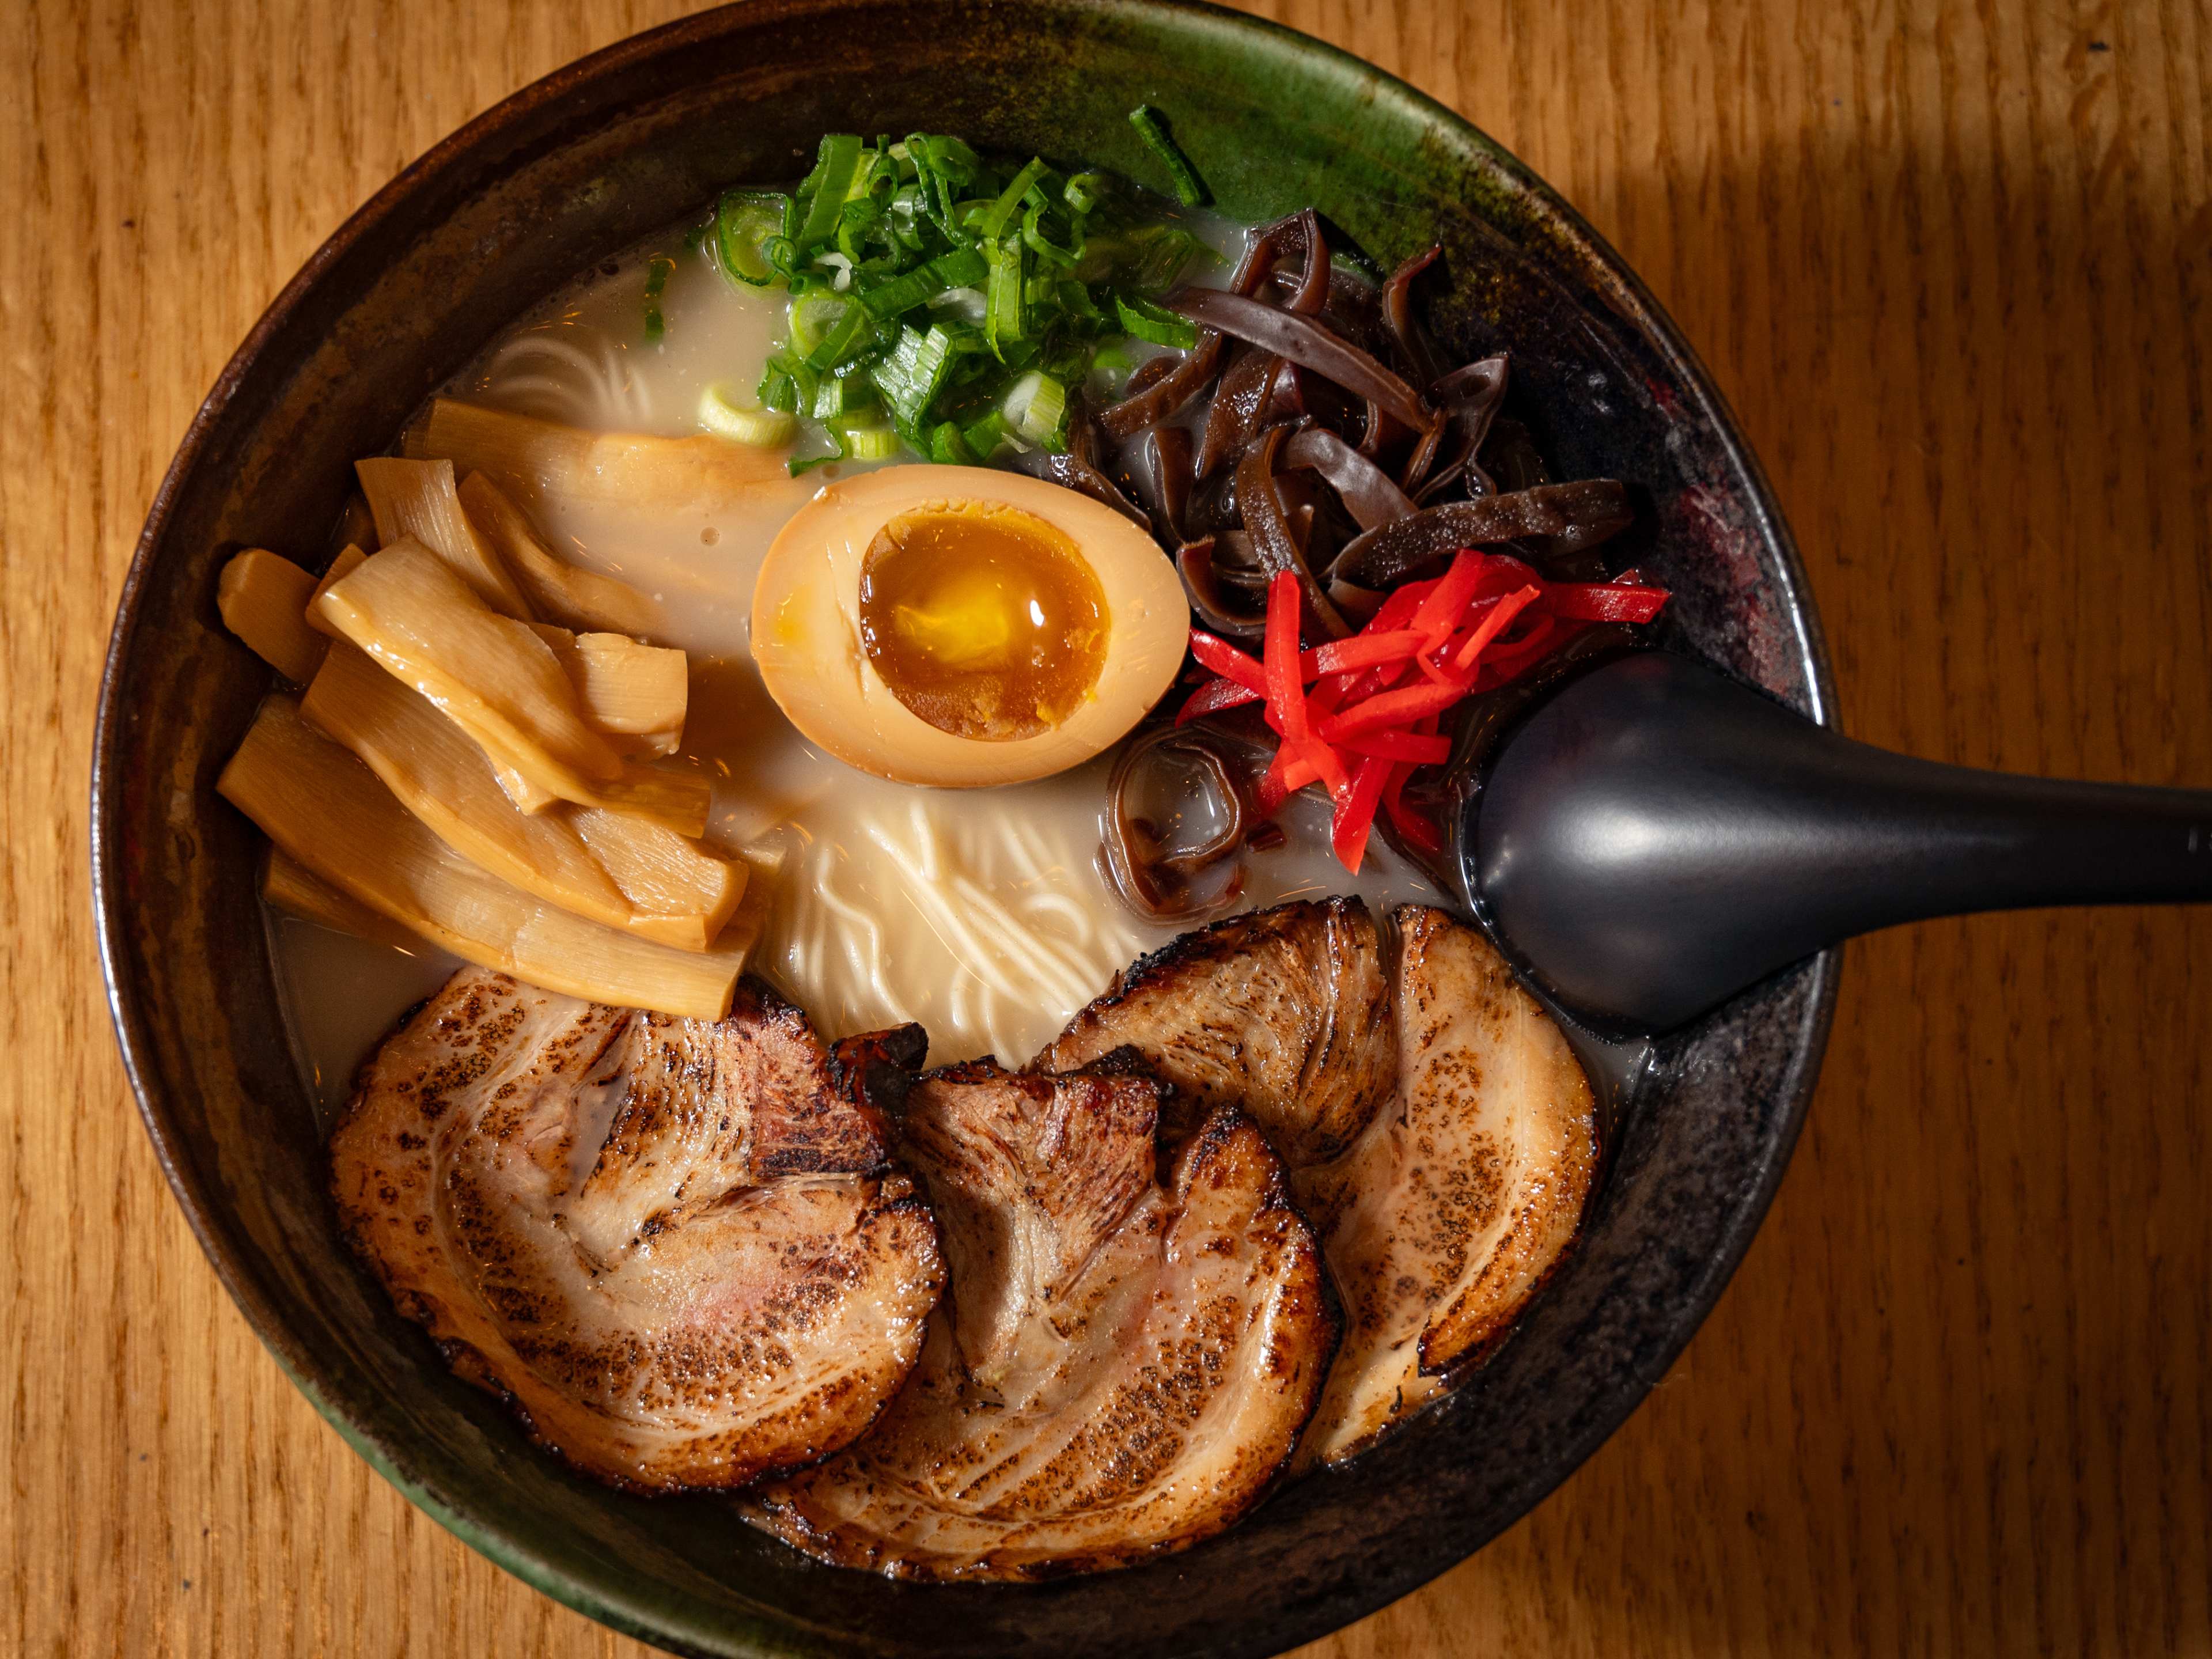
751,465,1187,786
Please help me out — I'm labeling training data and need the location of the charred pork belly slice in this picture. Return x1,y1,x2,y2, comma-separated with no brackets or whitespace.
329,967,944,1491
1031,896,1395,1168
746,1059,1337,1581
1293,906,1596,1468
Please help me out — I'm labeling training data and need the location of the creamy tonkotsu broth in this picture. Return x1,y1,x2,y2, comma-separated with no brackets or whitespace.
270,219,1448,1111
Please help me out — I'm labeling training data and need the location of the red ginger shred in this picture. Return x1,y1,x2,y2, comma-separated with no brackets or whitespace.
1175,552,1668,870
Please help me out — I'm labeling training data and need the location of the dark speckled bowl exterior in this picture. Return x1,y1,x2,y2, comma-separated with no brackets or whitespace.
93,3,1836,1654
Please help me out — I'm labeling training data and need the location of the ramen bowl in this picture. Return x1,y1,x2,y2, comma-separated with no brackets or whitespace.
94,2,1836,1653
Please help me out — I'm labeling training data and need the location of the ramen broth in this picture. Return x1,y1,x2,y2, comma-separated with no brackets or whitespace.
270,221,1447,1112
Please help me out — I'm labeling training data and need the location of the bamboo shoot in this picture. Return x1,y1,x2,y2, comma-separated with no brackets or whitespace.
571,807,745,949
305,544,369,639
356,456,536,619
407,398,794,518
529,625,687,740
263,850,430,952
219,698,753,1018
218,549,325,682
456,472,661,637
316,540,709,834
302,641,738,946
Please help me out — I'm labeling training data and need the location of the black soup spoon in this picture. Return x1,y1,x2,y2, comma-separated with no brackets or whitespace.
1466,652,2212,1032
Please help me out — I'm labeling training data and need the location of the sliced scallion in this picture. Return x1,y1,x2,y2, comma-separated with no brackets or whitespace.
1114,291,1200,350
869,324,959,427
795,134,865,248
809,371,878,422
714,190,791,287
1127,104,1207,206
706,118,1213,469
642,254,675,343
698,383,797,447
1120,222,1203,291
928,420,976,465
1002,370,1068,449
842,425,903,462
985,240,1027,355
961,409,1007,459
979,157,1048,242
1022,200,1084,268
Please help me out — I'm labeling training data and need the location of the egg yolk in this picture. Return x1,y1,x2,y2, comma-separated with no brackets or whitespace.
857,501,1109,742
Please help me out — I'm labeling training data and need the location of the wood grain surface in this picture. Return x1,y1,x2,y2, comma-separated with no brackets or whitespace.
4,0,2208,1653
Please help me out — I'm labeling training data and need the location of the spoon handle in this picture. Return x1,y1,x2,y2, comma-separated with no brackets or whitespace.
1471,653,2212,1031
1754,745,2212,922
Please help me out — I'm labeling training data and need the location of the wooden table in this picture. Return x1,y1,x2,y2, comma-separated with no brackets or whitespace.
5,0,2208,1652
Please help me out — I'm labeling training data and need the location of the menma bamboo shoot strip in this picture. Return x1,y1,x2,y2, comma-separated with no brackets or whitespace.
219,697,753,1019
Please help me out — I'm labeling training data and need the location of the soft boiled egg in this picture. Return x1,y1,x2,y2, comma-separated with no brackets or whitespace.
751,465,1188,787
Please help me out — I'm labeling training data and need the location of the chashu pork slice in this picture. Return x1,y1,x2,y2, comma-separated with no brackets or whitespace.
1293,906,1596,1468
1031,897,1395,1168
329,966,945,1491
746,1058,1338,1580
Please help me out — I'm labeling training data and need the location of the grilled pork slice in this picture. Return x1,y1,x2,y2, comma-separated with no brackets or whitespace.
746,1059,1337,1580
1031,897,1395,1168
329,967,945,1491
1293,906,1596,1468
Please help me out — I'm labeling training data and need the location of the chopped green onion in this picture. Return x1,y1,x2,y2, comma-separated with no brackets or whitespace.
758,349,818,412
795,134,865,248
961,409,1007,459
844,146,891,205
842,425,903,462
791,290,881,372
714,190,790,286
1057,280,1108,332
1002,370,1068,449
835,199,879,265
929,286,990,325
870,324,959,427
859,245,991,321
933,245,990,288
810,371,878,422
698,383,797,447
927,420,977,465
712,125,1219,469
788,290,850,358
986,240,1027,355
642,254,675,343
1113,291,1199,349
1120,222,1203,292
921,134,982,181
1022,200,1084,268
978,157,1048,242
1127,105,1207,206
757,366,801,412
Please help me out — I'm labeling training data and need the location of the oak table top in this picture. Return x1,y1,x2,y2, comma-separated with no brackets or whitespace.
5,0,2209,1653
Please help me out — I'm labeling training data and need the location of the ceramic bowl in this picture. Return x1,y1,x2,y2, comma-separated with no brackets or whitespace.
95,2,1836,1653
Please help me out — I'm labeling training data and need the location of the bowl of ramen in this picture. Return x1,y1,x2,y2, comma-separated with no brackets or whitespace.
94,1,1837,1653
